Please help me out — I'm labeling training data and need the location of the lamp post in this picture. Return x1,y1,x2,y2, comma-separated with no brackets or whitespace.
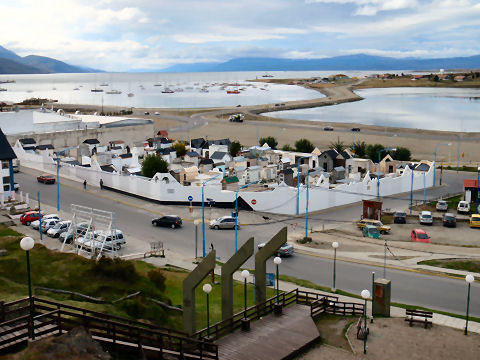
37,191,42,243
235,180,259,252
20,237,35,340
409,165,414,215
241,270,250,319
423,170,426,204
465,274,474,335
377,147,395,199
361,289,371,354
202,173,221,257
296,156,310,215
305,169,311,239
332,242,339,292
56,158,60,211
274,257,282,303
477,167,480,214
194,219,202,261
202,283,212,338
433,143,452,187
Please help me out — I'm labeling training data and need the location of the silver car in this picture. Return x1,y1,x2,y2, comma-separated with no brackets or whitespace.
257,242,294,257
436,200,448,211
47,221,72,238
419,211,433,225
209,216,238,230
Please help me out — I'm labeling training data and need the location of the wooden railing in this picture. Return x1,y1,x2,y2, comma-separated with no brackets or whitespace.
0,297,30,322
194,289,339,341
0,297,218,359
310,297,365,318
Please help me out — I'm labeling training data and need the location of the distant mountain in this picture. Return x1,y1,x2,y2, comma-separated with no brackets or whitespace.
0,45,103,74
161,54,480,72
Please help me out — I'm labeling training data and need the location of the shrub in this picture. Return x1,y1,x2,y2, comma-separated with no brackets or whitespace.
123,297,147,318
142,154,168,178
148,270,166,292
90,257,139,282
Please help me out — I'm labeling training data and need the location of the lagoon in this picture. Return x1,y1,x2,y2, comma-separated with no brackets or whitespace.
268,87,480,132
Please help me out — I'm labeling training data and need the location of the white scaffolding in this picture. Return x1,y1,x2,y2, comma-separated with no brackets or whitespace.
60,204,117,261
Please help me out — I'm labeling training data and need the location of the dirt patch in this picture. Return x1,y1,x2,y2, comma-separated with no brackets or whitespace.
315,315,355,351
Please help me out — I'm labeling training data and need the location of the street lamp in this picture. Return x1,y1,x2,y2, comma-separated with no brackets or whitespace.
235,180,259,252
202,283,212,338
377,147,396,199
20,237,35,340
305,169,311,239
476,167,480,214
465,274,474,335
274,256,282,303
361,289,371,354
433,143,452,187
409,164,414,215
193,219,202,261
241,270,250,319
296,156,310,215
332,242,339,291
56,158,60,211
202,173,221,257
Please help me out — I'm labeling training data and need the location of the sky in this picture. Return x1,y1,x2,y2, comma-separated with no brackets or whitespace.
1,0,479,71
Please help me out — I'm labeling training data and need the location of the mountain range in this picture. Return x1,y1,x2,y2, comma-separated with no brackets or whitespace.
0,45,101,74
162,54,480,72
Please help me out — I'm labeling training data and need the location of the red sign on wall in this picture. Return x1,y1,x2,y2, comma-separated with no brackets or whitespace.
251,199,257,205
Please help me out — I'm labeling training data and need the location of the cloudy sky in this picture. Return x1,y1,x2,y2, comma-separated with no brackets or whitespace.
1,0,479,71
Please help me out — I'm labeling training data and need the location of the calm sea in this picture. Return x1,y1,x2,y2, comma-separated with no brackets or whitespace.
268,87,480,132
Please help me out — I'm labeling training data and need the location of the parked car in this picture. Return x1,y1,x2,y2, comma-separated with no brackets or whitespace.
419,211,433,225
154,111,160,115
41,219,60,233
457,201,470,214
59,222,92,244
470,214,480,228
436,200,448,212
152,215,182,229
37,174,56,184
144,111,150,115
31,214,60,229
257,242,294,257
83,230,126,251
356,219,391,234
20,211,42,226
393,212,407,224
362,225,380,239
411,229,430,243
14,183,19,192
323,126,334,131
47,220,72,238
351,127,361,132
442,213,456,228
210,216,238,230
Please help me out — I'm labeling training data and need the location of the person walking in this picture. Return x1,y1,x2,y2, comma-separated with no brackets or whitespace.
100,179,104,190
83,180,87,190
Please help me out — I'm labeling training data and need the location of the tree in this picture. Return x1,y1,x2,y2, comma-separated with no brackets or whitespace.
295,138,314,153
142,154,169,178
259,136,278,149
282,144,294,151
392,147,411,161
329,137,345,152
229,140,241,157
173,142,187,157
353,141,367,158
366,143,385,162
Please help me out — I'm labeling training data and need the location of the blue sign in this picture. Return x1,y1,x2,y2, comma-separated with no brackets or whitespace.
266,273,275,287
188,195,193,201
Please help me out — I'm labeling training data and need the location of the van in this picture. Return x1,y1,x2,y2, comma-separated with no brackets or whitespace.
362,225,380,239
457,201,470,214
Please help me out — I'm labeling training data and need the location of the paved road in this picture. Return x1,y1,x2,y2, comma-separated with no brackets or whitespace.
16,171,480,317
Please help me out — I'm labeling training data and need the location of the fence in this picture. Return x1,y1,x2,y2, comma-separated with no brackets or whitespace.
0,297,218,359
310,297,365,318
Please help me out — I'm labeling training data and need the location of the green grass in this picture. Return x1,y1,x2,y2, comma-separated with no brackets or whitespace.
419,259,480,273
426,194,463,209
443,166,479,172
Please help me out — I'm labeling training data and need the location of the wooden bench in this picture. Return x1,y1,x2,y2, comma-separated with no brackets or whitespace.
405,309,433,328
356,316,369,340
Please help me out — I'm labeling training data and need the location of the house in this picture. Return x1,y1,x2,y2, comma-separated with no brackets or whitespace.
262,164,277,181
185,151,200,166
346,158,374,178
463,179,480,204
179,166,199,184
454,75,466,82
319,149,349,172
331,166,345,183
244,166,262,183
210,151,232,165
83,138,100,154
147,137,172,149
156,147,177,163
414,162,430,172
18,138,36,151
278,168,294,187
379,154,401,174
222,176,239,190
233,156,247,171
199,158,214,173
190,138,207,153
35,144,54,156
0,129,17,199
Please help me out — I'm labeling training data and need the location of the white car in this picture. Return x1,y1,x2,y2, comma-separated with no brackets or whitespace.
31,214,60,229
78,230,125,251
436,200,448,211
419,211,433,225
457,201,470,214
47,220,72,238
41,219,60,233
154,111,160,115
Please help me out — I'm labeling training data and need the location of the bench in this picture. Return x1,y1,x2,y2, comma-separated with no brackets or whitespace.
405,309,433,328
356,316,369,340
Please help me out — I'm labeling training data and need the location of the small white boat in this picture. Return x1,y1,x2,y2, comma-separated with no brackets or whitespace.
91,88,104,92
106,90,122,94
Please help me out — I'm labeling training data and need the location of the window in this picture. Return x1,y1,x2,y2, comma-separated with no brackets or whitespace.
3,176,9,185
1,161,9,169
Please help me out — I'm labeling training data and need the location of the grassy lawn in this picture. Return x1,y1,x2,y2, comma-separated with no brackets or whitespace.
0,226,273,332
419,258,480,273
443,166,479,172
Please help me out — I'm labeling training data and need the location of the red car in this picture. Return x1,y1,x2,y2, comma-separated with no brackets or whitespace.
411,229,430,243
20,211,42,226
37,174,56,184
